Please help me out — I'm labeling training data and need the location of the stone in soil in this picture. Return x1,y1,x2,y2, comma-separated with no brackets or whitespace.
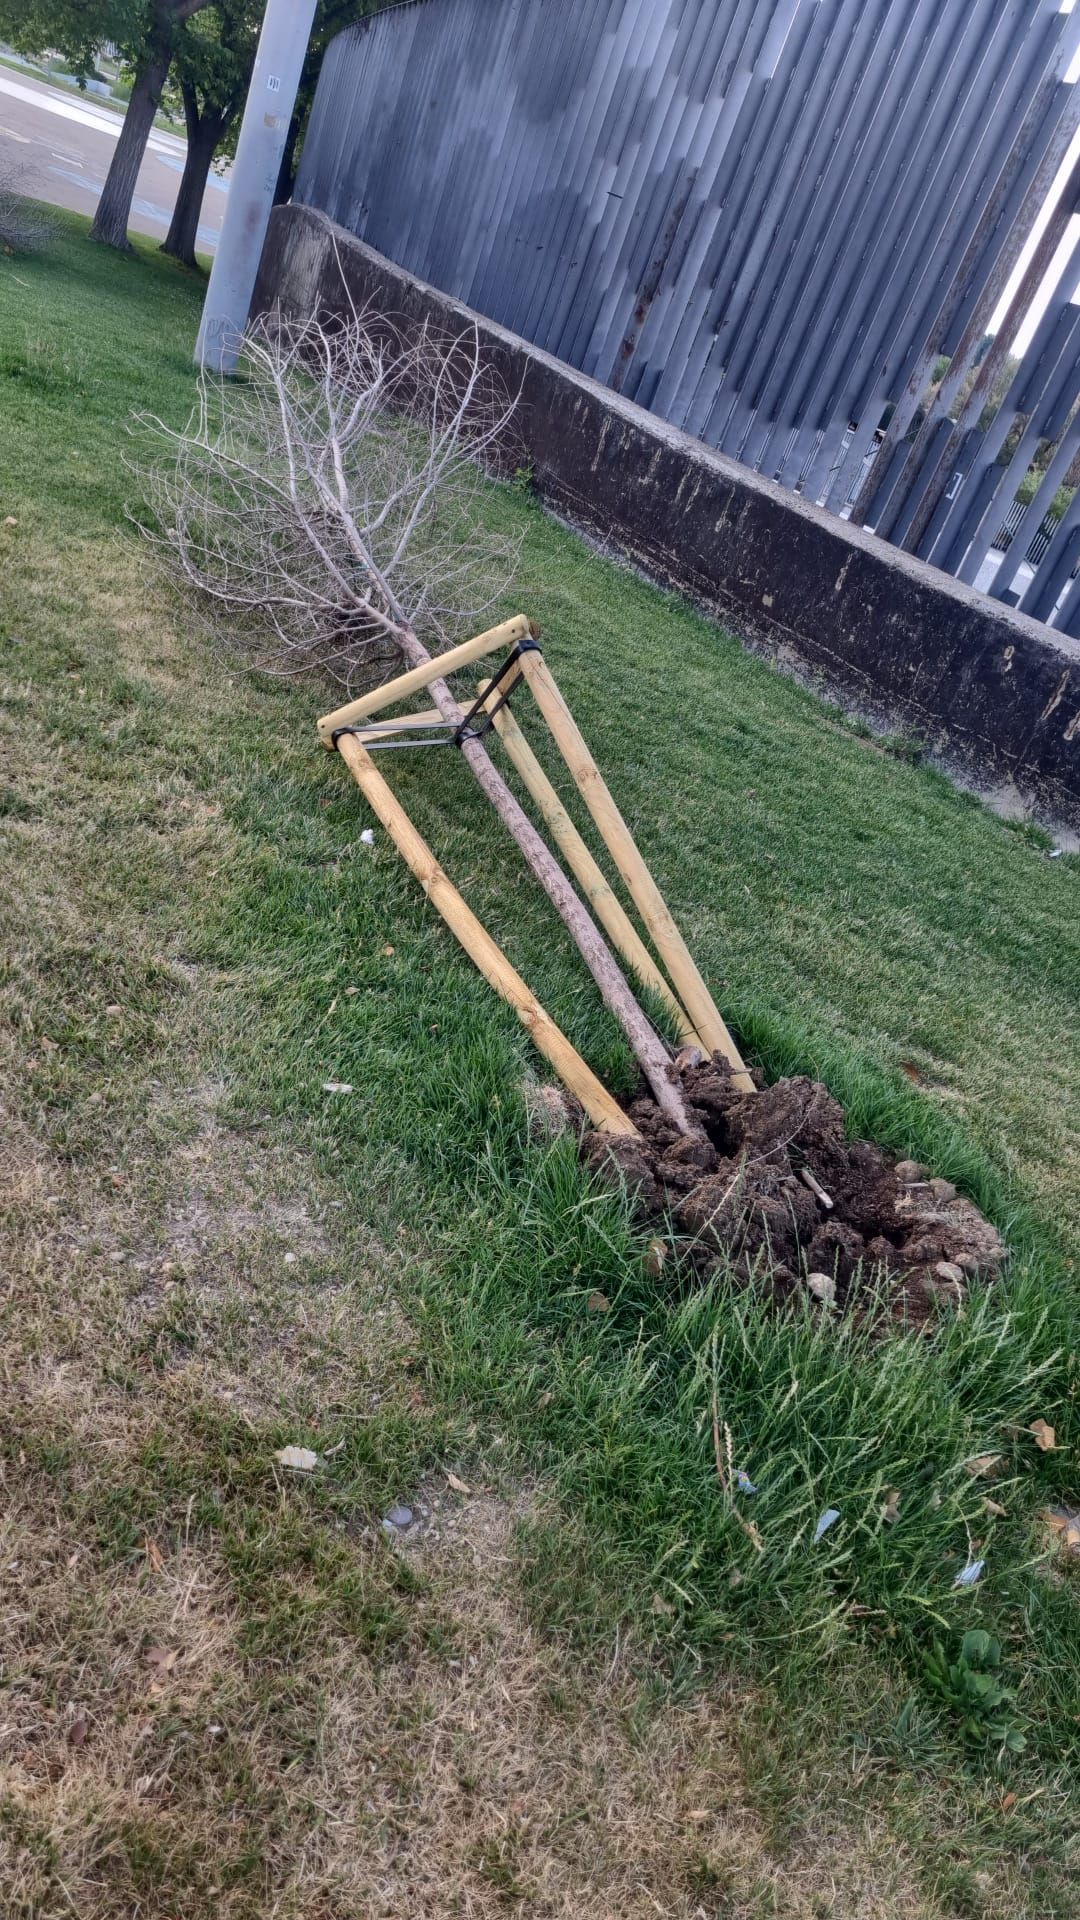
582,1058,1004,1320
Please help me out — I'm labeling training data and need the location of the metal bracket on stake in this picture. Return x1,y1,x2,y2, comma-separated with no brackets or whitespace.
452,637,539,744
331,639,538,753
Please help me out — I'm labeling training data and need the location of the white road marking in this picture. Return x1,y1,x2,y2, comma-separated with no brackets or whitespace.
48,164,95,196
1,67,225,250
0,70,185,153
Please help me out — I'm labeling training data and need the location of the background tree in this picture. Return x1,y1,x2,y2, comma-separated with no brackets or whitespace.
92,0,221,249
0,0,107,80
161,0,261,269
0,0,218,249
273,0,379,206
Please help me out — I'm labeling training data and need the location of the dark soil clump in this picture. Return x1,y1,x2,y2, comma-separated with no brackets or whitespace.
581,1056,1005,1320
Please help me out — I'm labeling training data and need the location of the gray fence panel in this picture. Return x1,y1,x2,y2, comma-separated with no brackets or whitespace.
295,0,1080,626
791,0,1022,498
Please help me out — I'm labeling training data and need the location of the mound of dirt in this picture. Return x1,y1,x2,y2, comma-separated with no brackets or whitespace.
581,1056,1005,1320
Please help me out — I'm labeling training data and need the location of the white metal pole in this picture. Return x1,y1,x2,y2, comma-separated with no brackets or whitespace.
195,0,319,374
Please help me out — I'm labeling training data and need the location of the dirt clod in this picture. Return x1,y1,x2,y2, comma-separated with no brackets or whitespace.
582,1056,1005,1320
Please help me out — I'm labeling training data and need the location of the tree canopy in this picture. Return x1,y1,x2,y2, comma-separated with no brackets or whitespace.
168,0,262,149
0,0,211,79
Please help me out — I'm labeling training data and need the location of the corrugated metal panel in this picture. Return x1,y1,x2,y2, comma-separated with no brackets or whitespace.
296,0,1080,619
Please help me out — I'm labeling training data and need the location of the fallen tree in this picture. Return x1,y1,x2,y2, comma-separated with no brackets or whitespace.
135,302,1007,1306
135,308,701,1132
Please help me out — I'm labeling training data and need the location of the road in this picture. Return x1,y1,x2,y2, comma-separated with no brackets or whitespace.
0,66,227,253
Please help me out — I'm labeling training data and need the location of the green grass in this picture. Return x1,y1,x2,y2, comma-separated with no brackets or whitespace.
2,212,1079,1917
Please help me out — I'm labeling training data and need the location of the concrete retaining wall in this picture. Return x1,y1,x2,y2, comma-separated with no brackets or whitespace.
252,205,1080,832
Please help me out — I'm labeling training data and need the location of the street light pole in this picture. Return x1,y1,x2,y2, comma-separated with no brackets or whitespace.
195,0,319,374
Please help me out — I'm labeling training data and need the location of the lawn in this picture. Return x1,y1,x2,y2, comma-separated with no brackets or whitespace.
1,214,1078,1919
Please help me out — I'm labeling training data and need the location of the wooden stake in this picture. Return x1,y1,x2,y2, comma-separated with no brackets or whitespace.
476,678,706,1051
317,615,530,745
381,627,700,1135
354,708,446,731
352,710,447,742
517,650,754,1093
335,732,639,1138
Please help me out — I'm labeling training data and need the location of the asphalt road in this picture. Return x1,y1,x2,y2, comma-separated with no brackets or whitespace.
0,66,227,252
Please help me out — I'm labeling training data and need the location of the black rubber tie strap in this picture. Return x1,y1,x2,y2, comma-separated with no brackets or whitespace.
452,636,541,745
330,638,542,753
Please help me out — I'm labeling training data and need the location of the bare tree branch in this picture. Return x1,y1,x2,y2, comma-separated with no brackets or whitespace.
132,307,523,695
0,166,56,255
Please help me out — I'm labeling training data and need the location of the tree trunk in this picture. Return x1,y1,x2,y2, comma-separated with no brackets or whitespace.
273,113,301,206
394,630,697,1135
161,99,230,269
90,40,171,250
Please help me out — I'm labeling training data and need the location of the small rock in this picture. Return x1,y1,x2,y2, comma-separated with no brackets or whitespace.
384,1504,413,1531
894,1160,927,1186
807,1271,837,1305
933,1260,964,1287
644,1237,667,1278
1045,1504,1080,1555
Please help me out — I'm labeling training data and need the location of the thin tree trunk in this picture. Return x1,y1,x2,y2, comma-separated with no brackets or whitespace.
273,113,301,206
394,630,696,1135
161,96,230,268
90,41,171,250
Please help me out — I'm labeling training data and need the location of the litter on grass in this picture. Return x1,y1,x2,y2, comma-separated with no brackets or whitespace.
954,1557,986,1587
275,1445,319,1473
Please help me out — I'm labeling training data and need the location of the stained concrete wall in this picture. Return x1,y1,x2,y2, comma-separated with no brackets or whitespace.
252,205,1080,833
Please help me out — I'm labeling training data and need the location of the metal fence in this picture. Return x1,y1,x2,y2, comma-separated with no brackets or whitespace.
296,0,1080,631
856,151,1080,633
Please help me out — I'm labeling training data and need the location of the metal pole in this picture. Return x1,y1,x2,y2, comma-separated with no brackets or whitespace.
195,0,319,374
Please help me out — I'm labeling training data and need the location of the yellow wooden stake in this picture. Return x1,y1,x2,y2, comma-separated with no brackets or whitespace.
516,650,754,1092
335,732,639,1137
351,709,447,742
476,678,706,1051
318,615,530,745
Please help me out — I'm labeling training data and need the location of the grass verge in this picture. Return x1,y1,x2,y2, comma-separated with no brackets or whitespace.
1,213,1078,1918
